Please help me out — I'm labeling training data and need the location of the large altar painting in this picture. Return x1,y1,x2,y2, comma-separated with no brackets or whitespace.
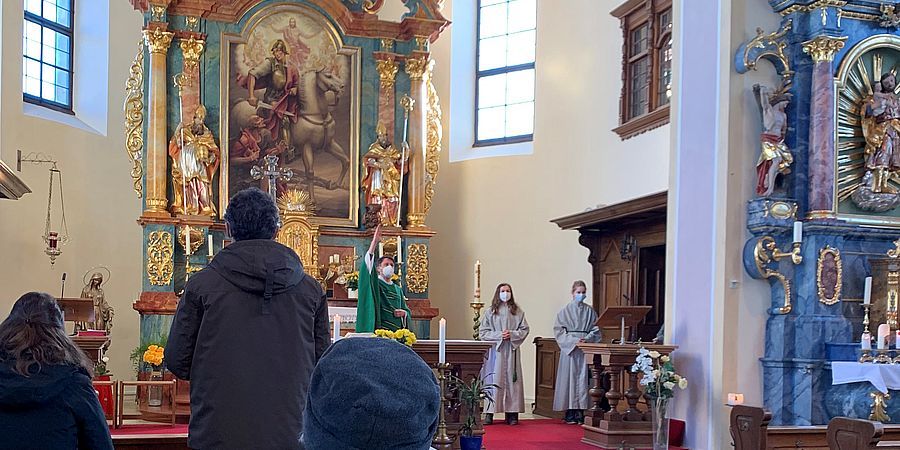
837,36,900,225
221,5,359,227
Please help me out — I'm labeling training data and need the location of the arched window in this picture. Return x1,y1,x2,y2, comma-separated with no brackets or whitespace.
475,0,536,146
23,0,74,113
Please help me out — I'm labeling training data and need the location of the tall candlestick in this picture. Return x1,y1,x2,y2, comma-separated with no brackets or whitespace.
333,315,341,342
793,221,803,244
865,277,873,305
207,234,214,257
439,318,446,364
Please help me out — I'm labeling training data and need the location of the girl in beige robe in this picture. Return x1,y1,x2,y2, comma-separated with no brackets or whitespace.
479,283,530,425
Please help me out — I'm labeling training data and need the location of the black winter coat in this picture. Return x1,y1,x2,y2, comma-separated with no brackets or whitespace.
165,239,329,450
0,362,113,450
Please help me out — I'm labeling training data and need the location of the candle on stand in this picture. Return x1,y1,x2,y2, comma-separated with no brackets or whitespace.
207,234,214,257
185,227,191,255
727,393,744,406
895,330,900,350
397,237,402,264
474,260,481,300
439,318,446,364
793,221,803,244
862,332,872,351
878,324,891,350
865,277,873,305
333,315,341,342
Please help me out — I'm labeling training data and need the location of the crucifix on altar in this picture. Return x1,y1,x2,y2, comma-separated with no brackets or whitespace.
250,154,293,201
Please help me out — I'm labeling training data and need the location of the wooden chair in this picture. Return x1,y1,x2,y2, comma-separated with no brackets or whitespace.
827,417,884,450
91,379,118,428
730,405,772,450
117,379,178,427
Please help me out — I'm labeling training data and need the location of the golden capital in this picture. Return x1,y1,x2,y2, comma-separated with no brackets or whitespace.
405,56,428,81
143,27,174,55
150,5,166,22
407,212,427,228
376,58,399,88
381,38,395,53
179,36,205,70
801,35,847,62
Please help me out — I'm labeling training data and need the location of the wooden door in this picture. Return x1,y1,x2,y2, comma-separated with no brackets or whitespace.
596,234,634,341
637,244,665,341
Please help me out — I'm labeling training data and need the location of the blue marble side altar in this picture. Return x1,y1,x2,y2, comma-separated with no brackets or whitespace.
738,0,900,426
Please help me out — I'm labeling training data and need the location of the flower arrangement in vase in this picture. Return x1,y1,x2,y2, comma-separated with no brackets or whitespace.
631,347,687,450
374,328,417,347
142,344,166,407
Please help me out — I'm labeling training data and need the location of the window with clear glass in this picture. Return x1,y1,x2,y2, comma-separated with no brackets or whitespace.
611,0,673,140
475,0,536,146
23,0,74,112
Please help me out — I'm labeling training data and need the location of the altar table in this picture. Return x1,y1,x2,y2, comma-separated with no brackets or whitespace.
832,361,900,394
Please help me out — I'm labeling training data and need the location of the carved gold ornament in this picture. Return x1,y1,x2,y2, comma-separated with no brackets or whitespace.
179,36,205,72
754,236,799,314
186,16,200,31
405,56,428,81
376,58,399,89
741,20,793,76
147,231,174,286
150,5,166,22
802,35,848,63
124,40,145,198
405,244,428,293
424,59,441,215
381,38,394,52
142,27,174,55
780,0,847,16
177,226,204,256
407,212,426,228
816,246,843,305
763,200,798,219
278,189,316,214
871,391,891,422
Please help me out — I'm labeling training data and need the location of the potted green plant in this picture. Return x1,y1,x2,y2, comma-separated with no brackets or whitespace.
450,374,497,450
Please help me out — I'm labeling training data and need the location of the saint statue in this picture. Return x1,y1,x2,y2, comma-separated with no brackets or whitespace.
362,123,408,226
79,272,113,333
862,72,900,193
754,83,793,197
239,39,300,159
170,105,220,216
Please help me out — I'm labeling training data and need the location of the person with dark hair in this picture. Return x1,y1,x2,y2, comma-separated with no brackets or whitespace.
302,337,440,450
166,187,330,449
553,280,601,424
0,292,113,450
355,224,412,332
479,283,530,425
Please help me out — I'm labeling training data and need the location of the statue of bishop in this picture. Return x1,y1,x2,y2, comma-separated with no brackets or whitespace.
170,105,220,217
362,123,408,226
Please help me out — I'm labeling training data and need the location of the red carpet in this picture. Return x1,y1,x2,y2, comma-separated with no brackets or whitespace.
110,424,188,436
483,419,597,450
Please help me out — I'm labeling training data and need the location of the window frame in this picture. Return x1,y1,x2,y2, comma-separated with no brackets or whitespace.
23,0,76,115
474,0,536,147
611,0,672,140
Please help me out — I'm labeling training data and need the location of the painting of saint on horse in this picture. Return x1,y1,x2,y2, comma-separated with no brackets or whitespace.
222,5,359,226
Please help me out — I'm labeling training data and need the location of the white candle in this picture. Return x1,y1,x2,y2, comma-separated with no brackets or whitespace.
727,393,744,406
878,324,891,350
333,315,341,342
895,330,900,350
208,234,214,257
862,332,872,350
185,227,191,255
793,221,803,244
865,277,873,305
439,317,446,364
474,260,481,300
396,237,402,264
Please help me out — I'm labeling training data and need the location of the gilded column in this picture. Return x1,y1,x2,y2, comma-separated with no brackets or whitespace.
405,52,429,228
802,35,846,218
375,39,399,141
142,26,174,217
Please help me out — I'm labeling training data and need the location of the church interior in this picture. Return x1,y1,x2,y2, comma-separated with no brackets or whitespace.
10,0,900,449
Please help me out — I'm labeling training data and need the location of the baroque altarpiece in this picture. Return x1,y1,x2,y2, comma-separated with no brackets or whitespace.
127,0,446,382
737,0,900,426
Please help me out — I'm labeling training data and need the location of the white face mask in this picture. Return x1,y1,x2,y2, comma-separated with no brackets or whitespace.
573,293,586,302
381,265,395,279
499,292,510,302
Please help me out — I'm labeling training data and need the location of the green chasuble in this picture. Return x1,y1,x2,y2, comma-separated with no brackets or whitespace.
355,256,413,332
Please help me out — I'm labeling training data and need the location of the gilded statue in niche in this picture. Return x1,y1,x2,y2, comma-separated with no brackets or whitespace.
362,123,408,226
224,5,359,227
754,81,794,197
170,105,220,216
861,71,900,194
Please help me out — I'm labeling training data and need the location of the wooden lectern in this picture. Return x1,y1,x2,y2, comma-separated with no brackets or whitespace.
57,298,109,363
596,305,652,344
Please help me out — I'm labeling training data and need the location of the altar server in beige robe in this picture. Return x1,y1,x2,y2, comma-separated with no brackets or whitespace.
479,283,530,425
553,280,601,424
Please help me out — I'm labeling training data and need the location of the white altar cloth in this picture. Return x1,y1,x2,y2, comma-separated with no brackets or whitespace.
832,361,900,394
328,306,357,324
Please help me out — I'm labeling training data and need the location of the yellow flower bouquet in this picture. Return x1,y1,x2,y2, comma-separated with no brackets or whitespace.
142,344,165,370
375,328,417,347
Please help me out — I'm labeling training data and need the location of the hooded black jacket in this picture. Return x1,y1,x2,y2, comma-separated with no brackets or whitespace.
165,239,329,450
0,362,113,450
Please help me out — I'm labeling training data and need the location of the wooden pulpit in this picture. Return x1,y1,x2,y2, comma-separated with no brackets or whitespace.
58,297,109,363
596,305,653,344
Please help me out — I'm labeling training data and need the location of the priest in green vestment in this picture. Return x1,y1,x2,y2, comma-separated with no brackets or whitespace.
355,226,412,332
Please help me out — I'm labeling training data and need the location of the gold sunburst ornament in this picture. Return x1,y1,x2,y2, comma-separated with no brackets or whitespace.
278,189,316,214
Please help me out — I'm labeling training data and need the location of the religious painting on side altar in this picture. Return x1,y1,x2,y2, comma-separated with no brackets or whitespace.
836,36,900,226
220,4,360,227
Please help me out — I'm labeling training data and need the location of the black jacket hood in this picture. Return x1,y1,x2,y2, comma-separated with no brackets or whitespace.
209,239,306,295
0,362,85,407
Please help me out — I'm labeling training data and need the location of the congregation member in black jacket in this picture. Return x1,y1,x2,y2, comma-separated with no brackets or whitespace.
166,187,330,450
0,292,113,450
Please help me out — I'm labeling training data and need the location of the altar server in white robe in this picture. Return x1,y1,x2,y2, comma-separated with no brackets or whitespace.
553,280,601,424
479,283,530,425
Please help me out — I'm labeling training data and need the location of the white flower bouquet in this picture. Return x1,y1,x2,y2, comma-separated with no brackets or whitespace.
631,347,687,399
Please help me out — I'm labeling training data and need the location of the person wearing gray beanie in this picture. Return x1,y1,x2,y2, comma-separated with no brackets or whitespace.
302,337,441,450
